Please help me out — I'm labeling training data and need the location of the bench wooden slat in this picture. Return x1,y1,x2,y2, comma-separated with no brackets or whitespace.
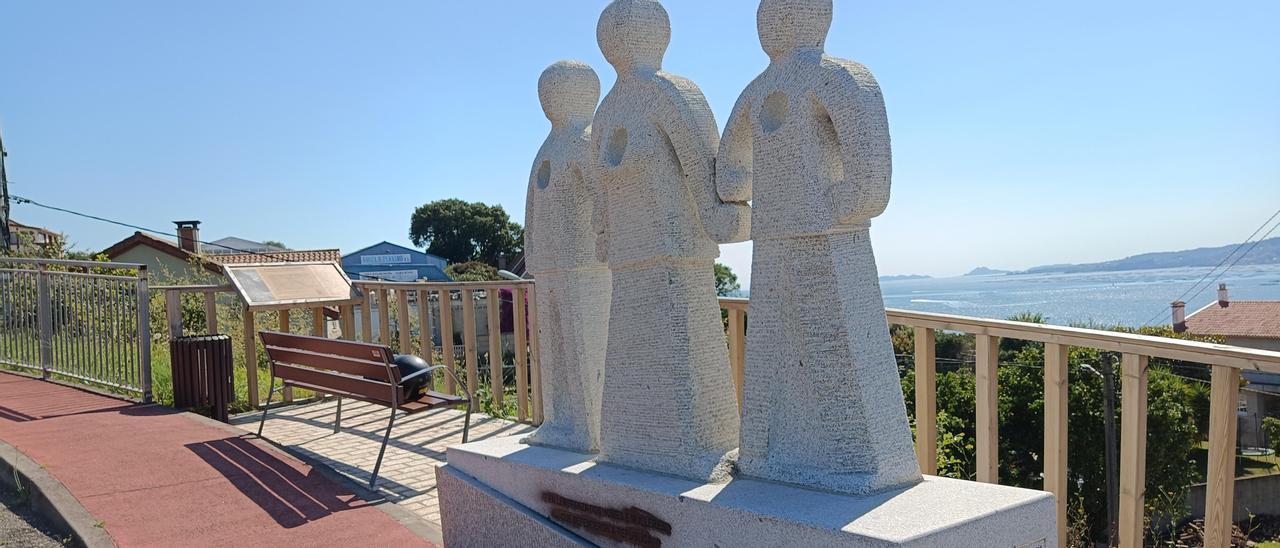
273,363,395,403
261,331,393,363
263,345,391,381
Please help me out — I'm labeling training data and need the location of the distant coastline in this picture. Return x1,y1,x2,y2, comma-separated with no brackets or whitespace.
966,237,1280,276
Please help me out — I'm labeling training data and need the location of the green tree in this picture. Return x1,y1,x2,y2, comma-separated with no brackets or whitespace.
714,262,740,296
445,261,500,282
261,240,288,250
409,199,523,265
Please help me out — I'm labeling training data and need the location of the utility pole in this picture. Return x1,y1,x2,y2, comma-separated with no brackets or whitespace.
1102,356,1120,547
0,128,11,252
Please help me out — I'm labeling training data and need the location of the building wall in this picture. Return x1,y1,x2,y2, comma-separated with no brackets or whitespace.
1224,336,1280,449
111,248,212,282
1189,473,1280,522
342,242,450,281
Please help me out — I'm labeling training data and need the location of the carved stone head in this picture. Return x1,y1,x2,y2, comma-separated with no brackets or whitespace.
597,0,671,74
757,0,833,60
539,61,601,127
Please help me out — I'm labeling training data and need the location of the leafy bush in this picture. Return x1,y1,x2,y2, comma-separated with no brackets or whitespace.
445,261,500,282
1265,417,1280,456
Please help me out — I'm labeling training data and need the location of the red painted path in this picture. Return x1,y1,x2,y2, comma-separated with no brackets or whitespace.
0,372,435,547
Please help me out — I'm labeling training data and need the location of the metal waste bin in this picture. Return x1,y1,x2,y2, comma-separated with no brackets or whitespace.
170,335,234,422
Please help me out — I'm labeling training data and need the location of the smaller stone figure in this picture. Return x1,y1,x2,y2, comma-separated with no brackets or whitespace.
522,61,612,454
719,0,922,495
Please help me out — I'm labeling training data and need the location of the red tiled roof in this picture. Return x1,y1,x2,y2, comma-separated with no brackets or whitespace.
209,249,341,265
102,232,340,273
1184,301,1280,339
101,232,224,275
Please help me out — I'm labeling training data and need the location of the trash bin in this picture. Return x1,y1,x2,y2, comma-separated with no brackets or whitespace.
170,335,234,423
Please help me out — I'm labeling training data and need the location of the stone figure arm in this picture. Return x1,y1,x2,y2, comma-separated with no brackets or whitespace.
816,59,893,226
577,158,608,264
716,92,755,204
654,75,750,244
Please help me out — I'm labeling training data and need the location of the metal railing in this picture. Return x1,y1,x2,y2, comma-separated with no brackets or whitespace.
0,257,152,401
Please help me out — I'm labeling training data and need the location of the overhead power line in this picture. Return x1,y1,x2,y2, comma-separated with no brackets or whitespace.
1141,207,1280,327
7,193,416,283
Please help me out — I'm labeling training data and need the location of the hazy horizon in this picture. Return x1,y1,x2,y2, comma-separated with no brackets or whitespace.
3,1,1277,286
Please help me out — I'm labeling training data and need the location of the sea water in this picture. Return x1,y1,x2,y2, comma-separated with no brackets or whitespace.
878,264,1280,327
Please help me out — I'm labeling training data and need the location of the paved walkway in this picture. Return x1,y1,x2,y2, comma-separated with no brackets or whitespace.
233,397,536,526
0,372,436,547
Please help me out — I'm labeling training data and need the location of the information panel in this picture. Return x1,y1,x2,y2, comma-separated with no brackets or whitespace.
223,262,361,311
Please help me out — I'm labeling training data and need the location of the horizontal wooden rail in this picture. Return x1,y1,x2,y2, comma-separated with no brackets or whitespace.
716,296,1278,546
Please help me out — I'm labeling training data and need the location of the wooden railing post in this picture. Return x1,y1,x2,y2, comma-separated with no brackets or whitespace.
360,290,373,342
243,309,259,408
1044,342,1069,548
462,288,480,411
527,287,543,424
1118,353,1148,548
727,307,746,408
1205,365,1242,547
397,289,412,355
165,289,182,341
439,289,457,394
975,334,999,484
204,291,218,335
377,288,391,347
914,327,937,475
278,309,293,402
486,288,504,411
339,304,354,341
513,286,529,422
418,290,436,391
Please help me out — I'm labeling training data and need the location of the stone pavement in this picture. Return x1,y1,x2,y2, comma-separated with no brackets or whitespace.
0,372,435,547
234,398,536,526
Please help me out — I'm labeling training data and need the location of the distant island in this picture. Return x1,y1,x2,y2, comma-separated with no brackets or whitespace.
880,274,931,281
1023,237,1280,275
964,267,1011,276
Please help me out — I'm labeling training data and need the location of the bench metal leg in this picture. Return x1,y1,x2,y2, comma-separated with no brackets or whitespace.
369,408,397,489
257,378,278,437
462,404,471,444
333,397,342,433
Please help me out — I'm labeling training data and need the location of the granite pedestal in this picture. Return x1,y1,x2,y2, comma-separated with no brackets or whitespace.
438,436,1056,548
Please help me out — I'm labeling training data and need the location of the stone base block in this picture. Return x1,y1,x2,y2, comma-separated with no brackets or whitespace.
440,435,1057,548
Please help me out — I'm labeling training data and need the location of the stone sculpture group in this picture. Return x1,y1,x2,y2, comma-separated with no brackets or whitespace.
526,0,920,495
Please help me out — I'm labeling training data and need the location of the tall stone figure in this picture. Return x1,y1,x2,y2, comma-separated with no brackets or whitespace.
592,0,750,481
523,61,612,454
717,0,923,495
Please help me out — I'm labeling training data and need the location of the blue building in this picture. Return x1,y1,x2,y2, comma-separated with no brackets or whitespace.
342,241,451,282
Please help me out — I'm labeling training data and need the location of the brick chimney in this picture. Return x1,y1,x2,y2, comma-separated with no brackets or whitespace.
1217,283,1230,308
174,221,201,254
1171,301,1187,333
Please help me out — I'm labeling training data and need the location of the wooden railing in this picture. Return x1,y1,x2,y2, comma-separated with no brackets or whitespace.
157,279,541,425
154,280,1280,545
720,297,1280,548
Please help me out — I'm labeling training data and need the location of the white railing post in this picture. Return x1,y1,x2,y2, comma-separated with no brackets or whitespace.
36,263,52,380
136,266,153,403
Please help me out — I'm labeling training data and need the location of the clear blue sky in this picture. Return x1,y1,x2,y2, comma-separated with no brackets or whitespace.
2,1,1277,286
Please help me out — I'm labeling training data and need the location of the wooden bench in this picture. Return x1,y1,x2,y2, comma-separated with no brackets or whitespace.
256,331,471,488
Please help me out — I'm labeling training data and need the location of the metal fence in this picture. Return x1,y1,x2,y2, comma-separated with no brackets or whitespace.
0,257,152,401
